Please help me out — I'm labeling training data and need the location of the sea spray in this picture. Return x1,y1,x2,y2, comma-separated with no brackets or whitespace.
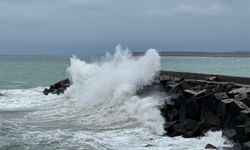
66,46,165,135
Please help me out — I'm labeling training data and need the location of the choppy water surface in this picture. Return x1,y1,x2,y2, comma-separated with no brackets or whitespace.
0,49,241,149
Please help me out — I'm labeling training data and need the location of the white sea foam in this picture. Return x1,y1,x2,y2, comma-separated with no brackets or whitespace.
21,129,229,150
66,45,165,134
0,87,60,110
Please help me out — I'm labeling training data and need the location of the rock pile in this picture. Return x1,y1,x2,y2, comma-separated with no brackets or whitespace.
43,79,71,95
157,74,250,149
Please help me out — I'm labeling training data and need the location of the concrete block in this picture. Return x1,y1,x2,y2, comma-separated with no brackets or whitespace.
161,99,176,120
43,88,50,95
222,129,237,142
208,115,222,129
198,93,217,112
163,120,176,131
159,75,171,81
229,87,250,101
229,100,248,117
173,119,201,137
166,108,178,122
183,89,206,99
235,125,248,144
245,119,250,134
237,109,250,122
186,98,200,120
178,106,186,122
172,95,187,109
243,141,250,150
213,92,229,101
224,115,242,129
170,80,190,94
205,144,216,149
200,111,212,131
216,98,234,117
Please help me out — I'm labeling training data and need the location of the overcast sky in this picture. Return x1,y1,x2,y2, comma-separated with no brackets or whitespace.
0,0,250,55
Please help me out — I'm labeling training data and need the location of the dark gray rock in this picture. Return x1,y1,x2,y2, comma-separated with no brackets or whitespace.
169,79,190,95
222,129,237,142
173,119,201,137
185,98,200,120
237,109,250,121
183,89,206,99
235,124,249,144
217,99,234,117
205,143,216,149
243,141,250,150
217,143,242,150
223,115,242,129
198,93,217,113
208,115,222,130
229,100,248,117
172,95,187,109
213,92,229,101
43,78,71,95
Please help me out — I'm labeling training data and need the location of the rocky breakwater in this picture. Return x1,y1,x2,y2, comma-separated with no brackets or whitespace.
43,72,250,149
156,73,250,149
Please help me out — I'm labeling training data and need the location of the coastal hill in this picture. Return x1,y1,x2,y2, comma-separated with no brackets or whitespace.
132,51,250,57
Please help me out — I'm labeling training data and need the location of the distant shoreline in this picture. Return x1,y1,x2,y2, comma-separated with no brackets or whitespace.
132,51,250,58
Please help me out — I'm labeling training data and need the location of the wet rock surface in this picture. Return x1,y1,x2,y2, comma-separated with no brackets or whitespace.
205,143,217,149
43,79,71,95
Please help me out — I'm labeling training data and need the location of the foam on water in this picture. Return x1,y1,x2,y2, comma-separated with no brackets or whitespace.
19,129,228,150
0,87,59,110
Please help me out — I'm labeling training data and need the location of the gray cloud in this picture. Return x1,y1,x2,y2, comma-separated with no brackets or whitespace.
147,2,227,17
0,0,250,55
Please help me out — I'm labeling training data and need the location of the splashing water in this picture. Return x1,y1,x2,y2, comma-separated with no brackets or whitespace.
65,46,165,135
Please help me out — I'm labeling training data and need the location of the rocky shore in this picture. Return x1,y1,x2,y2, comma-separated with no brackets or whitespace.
43,71,250,149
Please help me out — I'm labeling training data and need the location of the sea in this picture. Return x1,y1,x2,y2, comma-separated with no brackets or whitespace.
1,47,249,150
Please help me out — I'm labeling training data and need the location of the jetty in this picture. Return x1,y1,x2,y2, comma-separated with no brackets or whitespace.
43,71,250,149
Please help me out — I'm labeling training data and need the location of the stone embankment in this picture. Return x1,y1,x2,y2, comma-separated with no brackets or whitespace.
43,71,250,149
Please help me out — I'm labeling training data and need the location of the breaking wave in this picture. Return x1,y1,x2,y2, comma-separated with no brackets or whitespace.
65,45,165,135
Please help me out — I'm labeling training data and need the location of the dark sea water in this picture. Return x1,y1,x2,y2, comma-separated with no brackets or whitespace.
0,51,242,150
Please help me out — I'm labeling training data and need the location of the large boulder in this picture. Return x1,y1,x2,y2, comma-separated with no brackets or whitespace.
43,79,71,95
